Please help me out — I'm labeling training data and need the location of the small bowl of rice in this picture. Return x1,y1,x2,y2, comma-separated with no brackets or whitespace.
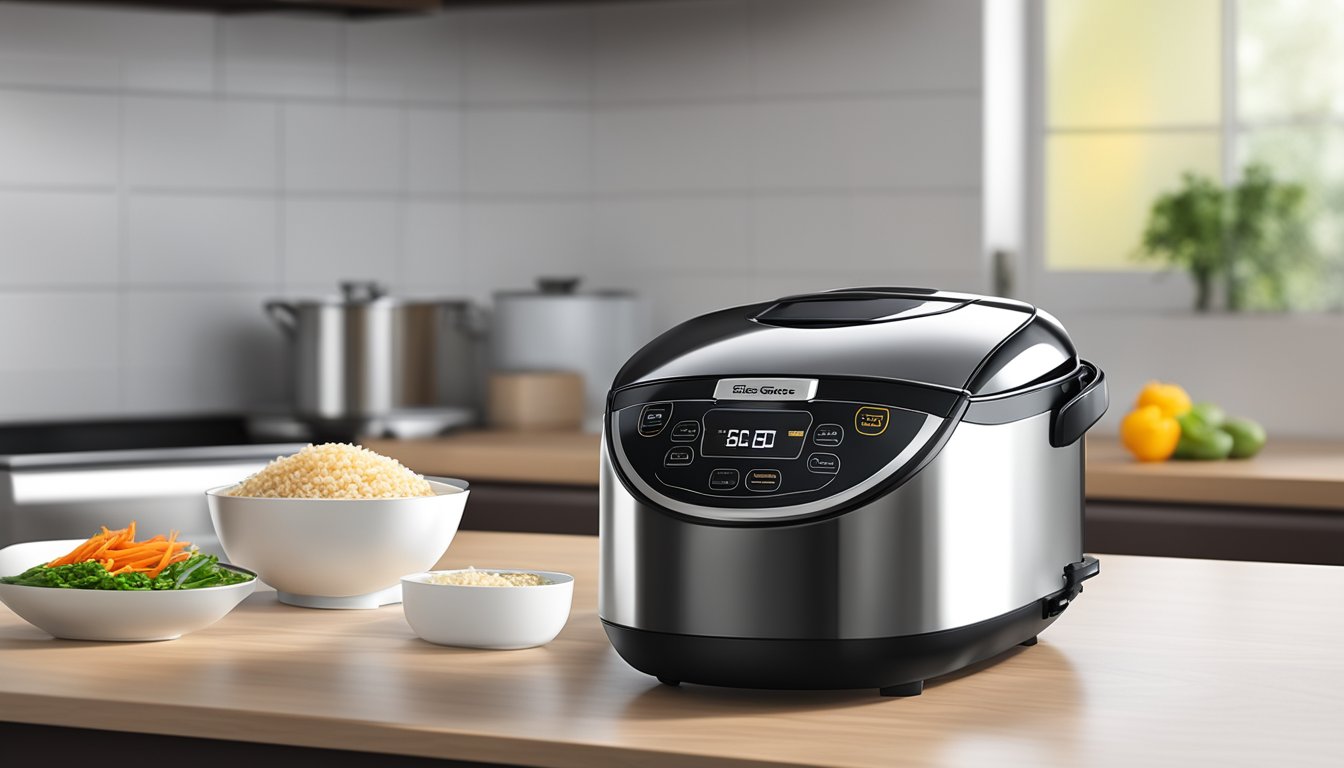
205,443,469,610
401,567,574,650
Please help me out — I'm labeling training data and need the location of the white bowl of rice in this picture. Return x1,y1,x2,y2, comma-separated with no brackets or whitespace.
206,443,468,610
402,568,574,649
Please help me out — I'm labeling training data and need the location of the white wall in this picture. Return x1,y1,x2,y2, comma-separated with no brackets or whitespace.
0,0,988,421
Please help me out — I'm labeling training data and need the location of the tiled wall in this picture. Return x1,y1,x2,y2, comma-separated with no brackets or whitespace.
0,0,986,420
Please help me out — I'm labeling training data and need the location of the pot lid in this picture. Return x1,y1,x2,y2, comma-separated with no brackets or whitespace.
495,276,634,300
611,287,1079,397
270,281,473,308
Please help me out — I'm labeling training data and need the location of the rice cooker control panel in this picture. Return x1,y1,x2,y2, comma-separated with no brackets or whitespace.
610,378,957,511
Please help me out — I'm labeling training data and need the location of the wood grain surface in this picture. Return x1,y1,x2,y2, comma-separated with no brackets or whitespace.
1087,436,1344,510
363,431,600,487
1,532,1342,767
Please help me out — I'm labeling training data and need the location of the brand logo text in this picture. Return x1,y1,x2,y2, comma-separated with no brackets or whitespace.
731,384,796,395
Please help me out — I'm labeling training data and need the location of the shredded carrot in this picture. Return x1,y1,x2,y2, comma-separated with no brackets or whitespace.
46,522,192,576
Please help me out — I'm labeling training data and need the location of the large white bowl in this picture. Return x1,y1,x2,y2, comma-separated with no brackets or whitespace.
0,539,256,642
402,569,574,649
207,479,468,609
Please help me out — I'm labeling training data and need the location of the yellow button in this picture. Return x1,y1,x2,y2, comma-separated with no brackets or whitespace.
855,406,890,436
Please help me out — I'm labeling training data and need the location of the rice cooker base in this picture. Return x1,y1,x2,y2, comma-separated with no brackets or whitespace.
602,598,1061,696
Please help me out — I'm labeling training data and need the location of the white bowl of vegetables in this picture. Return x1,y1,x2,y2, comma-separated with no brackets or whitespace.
0,524,256,642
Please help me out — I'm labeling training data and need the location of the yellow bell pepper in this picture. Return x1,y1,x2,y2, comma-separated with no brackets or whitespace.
1121,405,1181,462
1134,381,1192,418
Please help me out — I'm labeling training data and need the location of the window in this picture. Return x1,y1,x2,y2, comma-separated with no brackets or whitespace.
1037,0,1344,308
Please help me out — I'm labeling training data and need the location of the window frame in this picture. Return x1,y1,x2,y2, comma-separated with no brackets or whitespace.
1022,0,1243,313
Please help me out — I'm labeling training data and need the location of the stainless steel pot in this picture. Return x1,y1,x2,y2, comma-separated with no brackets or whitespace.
265,282,485,422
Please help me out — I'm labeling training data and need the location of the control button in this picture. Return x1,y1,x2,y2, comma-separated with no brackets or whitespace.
807,452,840,475
708,468,739,491
664,446,694,467
813,424,844,446
855,406,890,436
639,403,672,436
670,420,701,442
745,468,782,493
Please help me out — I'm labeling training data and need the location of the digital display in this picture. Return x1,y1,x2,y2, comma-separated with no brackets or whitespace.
701,409,811,459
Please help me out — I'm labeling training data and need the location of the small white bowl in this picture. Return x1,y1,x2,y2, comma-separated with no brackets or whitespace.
402,569,574,650
0,539,256,642
206,479,468,609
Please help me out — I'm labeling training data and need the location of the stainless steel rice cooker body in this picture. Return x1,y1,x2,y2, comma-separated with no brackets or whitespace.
598,288,1107,696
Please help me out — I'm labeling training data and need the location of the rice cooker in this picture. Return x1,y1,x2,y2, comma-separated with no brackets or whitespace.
599,287,1107,696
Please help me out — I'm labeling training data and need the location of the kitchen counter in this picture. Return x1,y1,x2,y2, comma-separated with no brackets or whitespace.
1086,436,1344,510
2,532,1342,767
363,431,601,487
365,432,1344,511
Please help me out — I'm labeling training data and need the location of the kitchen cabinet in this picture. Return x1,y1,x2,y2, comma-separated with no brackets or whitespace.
462,482,598,535
1086,500,1344,566
2,531,1342,766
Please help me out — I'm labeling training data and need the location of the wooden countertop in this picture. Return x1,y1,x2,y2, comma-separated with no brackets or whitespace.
2,532,1342,767
1086,436,1344,510
363,431,601,487
367,431,1344,511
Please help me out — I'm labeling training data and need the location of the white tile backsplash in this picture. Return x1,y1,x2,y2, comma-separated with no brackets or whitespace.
405,108,463,194
591,0,755,103
847,194,984,274
126,194,279,286
0,91,119,186
0,292,120,372
752,194,985,282
0,0,993,420
0,5,214,92
592,197,754,274
464,108,589,196
283,198,400,287
402,200,465,290
220,16,343,98
125,97,279,190
753,0,982,95
0,370,121,420
593,104,754,192
462,6,593,104
751,97,981,190
284,104,403,193
0,191,119,286
121,290,283,412
345,15,463,103
465,201,593,293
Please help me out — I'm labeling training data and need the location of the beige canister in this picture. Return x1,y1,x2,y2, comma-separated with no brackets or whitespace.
487,371,586,431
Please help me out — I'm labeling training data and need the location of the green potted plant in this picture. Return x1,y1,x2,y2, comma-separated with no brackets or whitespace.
1139,163,1315,312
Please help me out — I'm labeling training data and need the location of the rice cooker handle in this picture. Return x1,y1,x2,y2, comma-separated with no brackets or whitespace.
1044,555,1100,618
1049,360,1107,448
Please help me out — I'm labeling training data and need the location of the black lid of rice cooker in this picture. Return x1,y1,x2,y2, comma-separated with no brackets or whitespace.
604,288,1105,523
610,287,1079,398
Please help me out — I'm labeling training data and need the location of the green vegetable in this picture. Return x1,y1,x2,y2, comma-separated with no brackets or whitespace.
1221,417,1267,459
1187,402,1226,429
0,554,252,590
1174,412,1234,460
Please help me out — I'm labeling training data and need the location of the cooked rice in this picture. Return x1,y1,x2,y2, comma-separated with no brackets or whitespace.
429,568,550,587
226,443,435,499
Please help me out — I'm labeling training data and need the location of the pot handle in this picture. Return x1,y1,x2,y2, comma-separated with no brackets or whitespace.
1049,359,1107,448
462,303,490,338
264,300,298,336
